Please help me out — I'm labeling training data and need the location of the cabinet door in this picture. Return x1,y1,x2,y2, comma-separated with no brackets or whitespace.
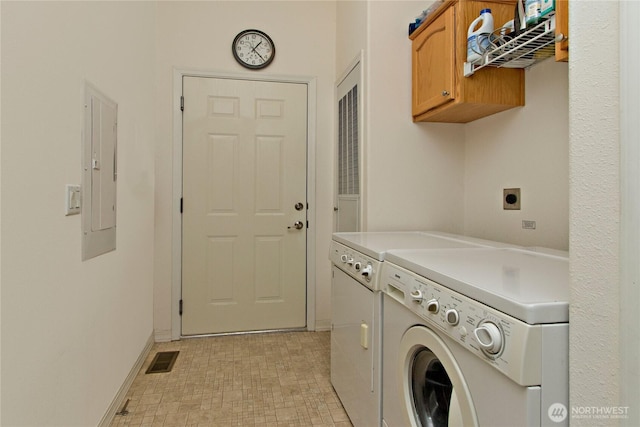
412,7,455,116
555,0,569,61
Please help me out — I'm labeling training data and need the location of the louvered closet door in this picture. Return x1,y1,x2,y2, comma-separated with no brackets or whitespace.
181,76,308,335
336,62,361,232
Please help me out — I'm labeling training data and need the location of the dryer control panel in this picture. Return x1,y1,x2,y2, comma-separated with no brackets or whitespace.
330,241,381,291
381,261,545,387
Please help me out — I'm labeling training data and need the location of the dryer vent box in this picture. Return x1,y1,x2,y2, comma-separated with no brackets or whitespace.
503,188,521,210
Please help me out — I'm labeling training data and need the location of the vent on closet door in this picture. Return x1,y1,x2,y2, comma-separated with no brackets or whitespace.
338,85,359,196
335,60,362,232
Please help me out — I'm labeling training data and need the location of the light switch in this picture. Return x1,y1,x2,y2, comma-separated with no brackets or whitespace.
65,184,81,216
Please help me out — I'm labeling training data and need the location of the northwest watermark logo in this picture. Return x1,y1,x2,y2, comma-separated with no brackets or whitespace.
548,403,568,423
548,403,630,422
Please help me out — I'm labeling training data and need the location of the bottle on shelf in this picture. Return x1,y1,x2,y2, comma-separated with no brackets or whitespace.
467,8,494,63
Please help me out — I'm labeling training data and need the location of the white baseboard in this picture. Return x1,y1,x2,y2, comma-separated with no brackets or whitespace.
315,319,332,332
154,329,173,342
98,333,154,427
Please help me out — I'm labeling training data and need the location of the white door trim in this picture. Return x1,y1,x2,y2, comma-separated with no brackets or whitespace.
171,68,317,340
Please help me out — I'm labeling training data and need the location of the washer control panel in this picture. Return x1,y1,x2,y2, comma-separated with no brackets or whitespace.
382,262,543,387
330,241,381,290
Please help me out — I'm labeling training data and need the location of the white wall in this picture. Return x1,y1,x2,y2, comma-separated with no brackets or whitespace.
153,1,337,337
0,2,632,425
336,0,368,75
335,0,466,234
365,1,466,232
569,0,622,419
464,59,569,250
0,3,3,422
337,0,569,246
1,2,156,425
620,2,640,424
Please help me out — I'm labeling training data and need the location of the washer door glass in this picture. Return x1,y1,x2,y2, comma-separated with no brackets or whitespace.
399,326,478,427
411,348,453,426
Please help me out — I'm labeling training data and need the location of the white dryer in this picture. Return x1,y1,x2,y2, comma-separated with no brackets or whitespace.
381,248,569,427
329,232,511,427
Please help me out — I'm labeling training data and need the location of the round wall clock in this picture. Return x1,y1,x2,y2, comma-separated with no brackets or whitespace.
232,29,275,70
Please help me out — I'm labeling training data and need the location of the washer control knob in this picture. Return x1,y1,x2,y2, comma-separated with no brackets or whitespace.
354,262,362,271
445,309,460,326
410,289,423,302
340,254,348,263
473,322,503,355
361,264,373,277
459,327,468,337
347,258,354,266
425,299,439,314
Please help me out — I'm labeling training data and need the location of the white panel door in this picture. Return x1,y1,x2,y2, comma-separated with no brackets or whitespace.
182,76,307,335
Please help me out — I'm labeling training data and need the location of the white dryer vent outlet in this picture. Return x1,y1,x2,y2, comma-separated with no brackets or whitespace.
503,188,521,210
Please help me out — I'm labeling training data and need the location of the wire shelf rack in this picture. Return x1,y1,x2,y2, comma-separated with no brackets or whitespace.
464,14,556,77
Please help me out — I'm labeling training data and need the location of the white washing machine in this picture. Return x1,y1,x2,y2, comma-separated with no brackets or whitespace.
381,247,569,427
329,232,513,427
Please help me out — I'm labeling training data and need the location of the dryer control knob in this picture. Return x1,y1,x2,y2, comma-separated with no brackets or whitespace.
445,309,460,326
354,262,362,271
425,299,439,314
361,264,373,276
473,322,503,355
340,254,348,263
347,258,354,266
410,289,423,302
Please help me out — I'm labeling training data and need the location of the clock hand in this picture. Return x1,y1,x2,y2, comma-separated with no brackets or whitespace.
250,43,265,62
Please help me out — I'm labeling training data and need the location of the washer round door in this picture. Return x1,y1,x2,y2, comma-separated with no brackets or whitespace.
398,326,479,427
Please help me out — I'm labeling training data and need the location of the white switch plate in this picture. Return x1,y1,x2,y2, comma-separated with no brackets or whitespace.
65,184,81,216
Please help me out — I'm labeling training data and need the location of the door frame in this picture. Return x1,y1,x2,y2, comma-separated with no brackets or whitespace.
171,68,317,340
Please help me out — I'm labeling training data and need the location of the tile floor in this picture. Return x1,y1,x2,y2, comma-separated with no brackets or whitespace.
110,331,352,427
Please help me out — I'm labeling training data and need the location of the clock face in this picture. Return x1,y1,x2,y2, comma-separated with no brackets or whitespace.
232,30,275,69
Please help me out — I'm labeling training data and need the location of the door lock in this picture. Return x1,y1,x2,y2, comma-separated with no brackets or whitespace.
288,221,304,230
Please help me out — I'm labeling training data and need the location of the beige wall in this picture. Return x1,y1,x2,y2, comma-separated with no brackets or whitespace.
464,58,569,250
365,1,466,232
1,1,633,425
1,2,156,425
152,1,337,337
335,0,466,234
336,0,368,76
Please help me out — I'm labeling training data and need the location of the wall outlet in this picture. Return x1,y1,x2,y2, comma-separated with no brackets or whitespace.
522,220,536,229
503,188,521,210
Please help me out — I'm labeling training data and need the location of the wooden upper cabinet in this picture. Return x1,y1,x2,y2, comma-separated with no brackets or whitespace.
410,0,525,123
555,0,569,61
412,7,455,116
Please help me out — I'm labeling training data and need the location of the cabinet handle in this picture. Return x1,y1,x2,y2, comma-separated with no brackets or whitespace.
442,90,450,96
555,33,567,43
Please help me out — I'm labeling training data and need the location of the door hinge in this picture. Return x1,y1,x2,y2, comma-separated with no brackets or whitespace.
180,96,184,112
180,197,183,213
306,221,309,228
179,299,183,316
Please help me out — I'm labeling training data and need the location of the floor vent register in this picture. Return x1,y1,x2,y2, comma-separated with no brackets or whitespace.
145,351,179,374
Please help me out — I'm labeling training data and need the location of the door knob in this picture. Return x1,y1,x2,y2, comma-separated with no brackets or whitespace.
288,221,304,230
295,202,304,211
